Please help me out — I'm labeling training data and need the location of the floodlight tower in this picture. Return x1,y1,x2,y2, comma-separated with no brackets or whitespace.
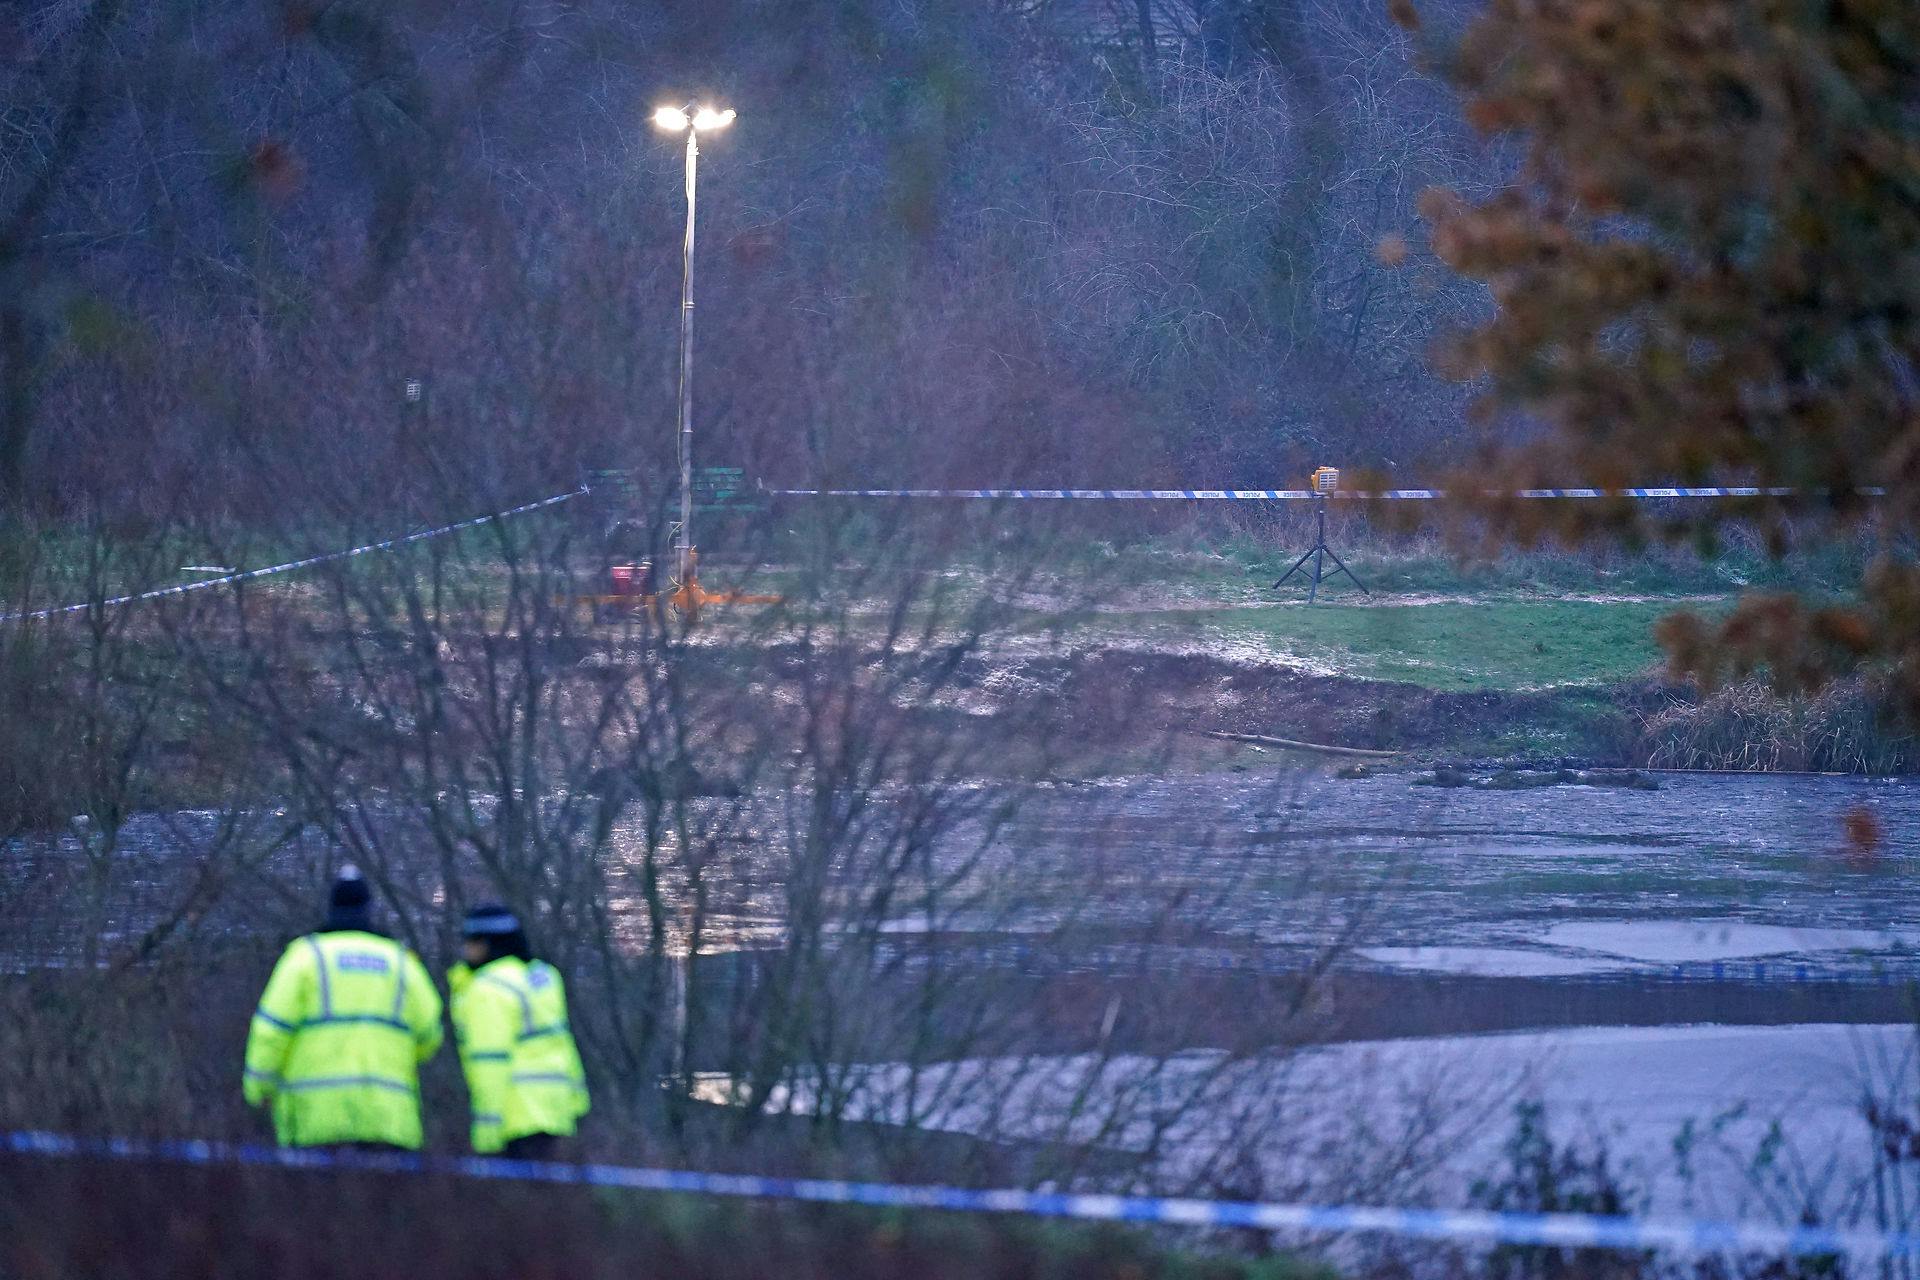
651,103,735,591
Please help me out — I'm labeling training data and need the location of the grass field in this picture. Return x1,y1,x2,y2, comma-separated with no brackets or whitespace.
5,508,1861,702
1037,599,1706,690
982,522,1862,691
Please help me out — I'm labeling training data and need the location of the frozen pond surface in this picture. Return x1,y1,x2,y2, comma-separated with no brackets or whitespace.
824,773,1920,1217
1411,1022,1905,1206
9,772,1920,975
11,774,1920,1223
1356,946,1634,978
726,1023,1911,1214
1538,920,1920,964
1359,922,1920,976
974,772,1920,971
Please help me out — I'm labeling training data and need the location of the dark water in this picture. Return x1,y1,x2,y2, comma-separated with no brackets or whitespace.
970,772,1920,969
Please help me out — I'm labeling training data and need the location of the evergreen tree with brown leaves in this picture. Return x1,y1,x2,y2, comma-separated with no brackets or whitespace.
1413,0,1920,710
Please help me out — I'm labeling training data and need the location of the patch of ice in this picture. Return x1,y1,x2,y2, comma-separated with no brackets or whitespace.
705,1024,1911,1215
1359,946,1636,978
1543,919,1920,963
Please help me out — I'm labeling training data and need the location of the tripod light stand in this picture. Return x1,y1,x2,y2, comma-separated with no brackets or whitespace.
1272,467,1370,604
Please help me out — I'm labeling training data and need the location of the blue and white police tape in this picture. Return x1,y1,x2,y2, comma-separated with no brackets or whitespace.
0,487,589,625
1,1128,1908,1258
770,486,1887,501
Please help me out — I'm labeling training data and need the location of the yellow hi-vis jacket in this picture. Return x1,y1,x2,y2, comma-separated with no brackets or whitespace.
243,931,443,1149
449,956,589,1153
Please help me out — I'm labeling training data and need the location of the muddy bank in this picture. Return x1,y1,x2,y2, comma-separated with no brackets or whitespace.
946,646,1647,769
611,629,1911,774
919,645,1917,774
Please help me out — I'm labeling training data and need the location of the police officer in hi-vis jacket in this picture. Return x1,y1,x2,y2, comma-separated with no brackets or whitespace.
243,866,443,1150
449,903,589,1159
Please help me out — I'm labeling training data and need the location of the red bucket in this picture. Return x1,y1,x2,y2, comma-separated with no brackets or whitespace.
610,564,637,595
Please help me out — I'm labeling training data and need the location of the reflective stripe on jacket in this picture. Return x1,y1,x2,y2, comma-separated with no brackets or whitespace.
450,956,589,1153
243,931,443,1149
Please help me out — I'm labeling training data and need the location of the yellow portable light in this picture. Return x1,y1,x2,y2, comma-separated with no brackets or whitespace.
1274,465,1370,603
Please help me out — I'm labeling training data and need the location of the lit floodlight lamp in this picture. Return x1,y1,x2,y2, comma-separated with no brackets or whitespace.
653,97,741,600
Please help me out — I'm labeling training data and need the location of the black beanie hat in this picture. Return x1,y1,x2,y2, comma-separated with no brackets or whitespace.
330,864,372,910
463,902,532,961
462,903,522,937
319,864,376,934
